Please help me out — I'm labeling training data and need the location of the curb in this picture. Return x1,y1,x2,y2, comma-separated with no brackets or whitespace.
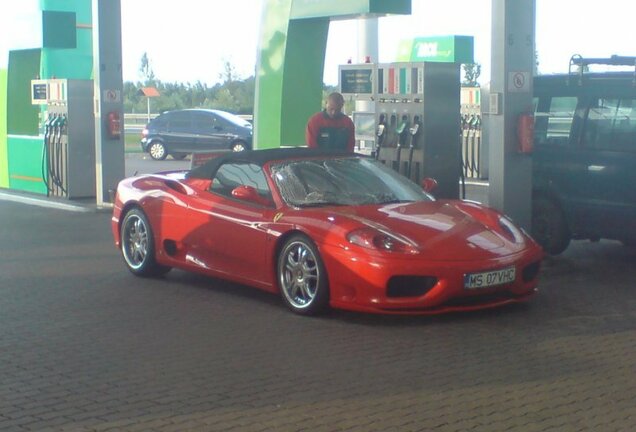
0,190,112,213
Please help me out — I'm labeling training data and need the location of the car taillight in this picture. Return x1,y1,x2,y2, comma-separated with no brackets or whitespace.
141,128,148,138
347,227,419,254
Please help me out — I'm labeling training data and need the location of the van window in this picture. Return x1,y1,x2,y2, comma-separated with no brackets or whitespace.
534,96,577,146
582,98,636,152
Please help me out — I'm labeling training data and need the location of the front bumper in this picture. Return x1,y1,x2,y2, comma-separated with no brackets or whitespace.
321,244,543,315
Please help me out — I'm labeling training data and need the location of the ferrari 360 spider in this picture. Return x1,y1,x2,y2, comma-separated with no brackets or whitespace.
112,148,543,315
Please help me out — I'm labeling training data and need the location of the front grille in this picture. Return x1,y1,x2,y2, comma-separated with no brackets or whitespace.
386,276,438,298
522,261,541,282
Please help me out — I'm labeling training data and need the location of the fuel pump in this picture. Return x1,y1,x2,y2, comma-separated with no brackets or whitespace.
31,79,95,198
339,61,461,199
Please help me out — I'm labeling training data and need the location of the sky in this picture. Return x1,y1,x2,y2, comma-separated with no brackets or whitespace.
119,0,636,86
2,1,635,85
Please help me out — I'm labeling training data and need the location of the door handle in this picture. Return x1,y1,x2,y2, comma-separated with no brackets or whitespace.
587,165,606,172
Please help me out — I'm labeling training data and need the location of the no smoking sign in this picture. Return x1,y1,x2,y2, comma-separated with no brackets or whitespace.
508,71,530,92
103,89,121,103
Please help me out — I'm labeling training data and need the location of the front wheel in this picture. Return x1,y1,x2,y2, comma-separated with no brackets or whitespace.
278,235,329,315
148,141,167,160
121,208,171,277
531,196,570,255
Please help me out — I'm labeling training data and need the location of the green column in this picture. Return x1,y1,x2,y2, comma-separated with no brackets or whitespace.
0,68,7,188
40,0,93,79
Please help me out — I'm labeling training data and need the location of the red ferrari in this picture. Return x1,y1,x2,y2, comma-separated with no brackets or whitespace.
112,148,543,315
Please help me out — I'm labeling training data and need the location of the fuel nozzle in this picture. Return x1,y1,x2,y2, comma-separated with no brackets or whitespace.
397,114,410,147
409,115,420,135
59,114,68,130
377,114,386,137
44,113,54,136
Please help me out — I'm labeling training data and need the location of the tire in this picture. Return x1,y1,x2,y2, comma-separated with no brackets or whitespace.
148,141,168,160
171,153,188,160
120,208,171,277
531,196,570,255
277,235,329,315
230,141,248,152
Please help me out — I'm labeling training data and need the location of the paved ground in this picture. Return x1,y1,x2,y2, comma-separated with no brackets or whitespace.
1,197,635,432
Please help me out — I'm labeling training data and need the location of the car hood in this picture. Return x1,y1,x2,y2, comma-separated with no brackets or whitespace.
319,200,529,260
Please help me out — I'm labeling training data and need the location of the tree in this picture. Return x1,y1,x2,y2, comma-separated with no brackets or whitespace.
462,63,481,87
139,52,156,85
219,59,238,83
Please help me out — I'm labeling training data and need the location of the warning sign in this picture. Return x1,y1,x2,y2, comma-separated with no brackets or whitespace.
508,72,530,93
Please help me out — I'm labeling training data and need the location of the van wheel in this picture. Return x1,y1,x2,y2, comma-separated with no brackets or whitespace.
231,141,248,152
531,196,570,255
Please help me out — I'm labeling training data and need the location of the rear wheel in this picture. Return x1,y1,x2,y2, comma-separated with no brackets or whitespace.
277,235,329,315
531,196,570,255
121,208,171,277
148,141,167,160
171,152,188,160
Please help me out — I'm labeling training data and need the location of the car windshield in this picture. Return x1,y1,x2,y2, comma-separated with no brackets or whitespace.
214,110,252,128
270,157,434,207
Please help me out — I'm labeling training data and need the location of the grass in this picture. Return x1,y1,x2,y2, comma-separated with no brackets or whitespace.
125,132,142,153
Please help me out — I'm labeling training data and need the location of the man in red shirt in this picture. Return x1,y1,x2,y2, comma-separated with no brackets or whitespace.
305,92,355,152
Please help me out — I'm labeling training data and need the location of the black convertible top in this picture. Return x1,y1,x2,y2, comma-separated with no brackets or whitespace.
186,148,355,179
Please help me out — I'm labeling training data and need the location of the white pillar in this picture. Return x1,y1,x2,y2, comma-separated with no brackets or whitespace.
356,17,378,114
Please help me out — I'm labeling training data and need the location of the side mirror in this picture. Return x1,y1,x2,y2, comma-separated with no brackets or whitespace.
421,177,438,193
231,185,271,206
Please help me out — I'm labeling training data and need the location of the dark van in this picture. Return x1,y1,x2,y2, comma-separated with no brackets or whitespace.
532,56,636,254
141,109,253,160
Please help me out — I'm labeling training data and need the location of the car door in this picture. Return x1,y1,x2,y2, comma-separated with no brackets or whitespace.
194,112,233,151
574,96,636,236
186,162,275,284
533,94,584,205
165,111,197,152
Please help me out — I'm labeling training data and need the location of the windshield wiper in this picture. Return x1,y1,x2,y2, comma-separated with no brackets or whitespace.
291,201,343,208
372,193,414,204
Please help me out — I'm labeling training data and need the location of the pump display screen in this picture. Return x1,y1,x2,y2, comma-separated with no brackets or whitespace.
341,68,373,94
32,83,48,104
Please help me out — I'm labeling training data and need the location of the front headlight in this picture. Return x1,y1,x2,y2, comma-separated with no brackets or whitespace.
347,227,420,254
498,216,525,244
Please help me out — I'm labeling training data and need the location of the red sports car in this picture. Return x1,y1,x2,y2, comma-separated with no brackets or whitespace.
112,148,543,315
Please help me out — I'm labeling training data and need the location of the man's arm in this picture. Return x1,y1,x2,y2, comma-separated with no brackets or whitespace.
306,114,319,148
346,117,356,152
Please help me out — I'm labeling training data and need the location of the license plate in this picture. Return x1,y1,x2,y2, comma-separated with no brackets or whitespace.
464,267,516,289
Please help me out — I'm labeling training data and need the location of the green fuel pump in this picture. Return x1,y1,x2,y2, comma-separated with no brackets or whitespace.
32,79,95,199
